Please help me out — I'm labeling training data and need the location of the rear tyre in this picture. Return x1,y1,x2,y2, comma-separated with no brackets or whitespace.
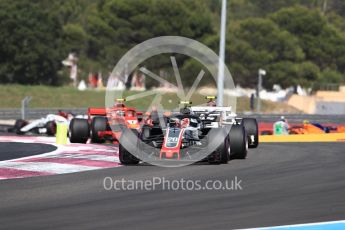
13,119,28,134
229,125,248,159
45,121,57,136
91,117,108,143
69,118,90,143
242,118,258,148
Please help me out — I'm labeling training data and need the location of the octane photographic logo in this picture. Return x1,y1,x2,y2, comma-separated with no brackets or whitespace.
106,36,236,167
103,177,243,192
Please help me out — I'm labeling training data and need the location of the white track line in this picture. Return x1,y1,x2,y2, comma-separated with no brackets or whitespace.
0,161,99,174
43,153,120,163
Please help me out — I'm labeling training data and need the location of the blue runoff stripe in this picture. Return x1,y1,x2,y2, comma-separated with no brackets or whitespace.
252,220,345,230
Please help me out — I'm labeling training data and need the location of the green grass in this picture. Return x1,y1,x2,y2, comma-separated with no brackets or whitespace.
0,84,300,113
0,85,106,108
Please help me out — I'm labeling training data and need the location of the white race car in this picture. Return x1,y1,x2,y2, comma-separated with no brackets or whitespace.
190,104,259,157
10,112,86,136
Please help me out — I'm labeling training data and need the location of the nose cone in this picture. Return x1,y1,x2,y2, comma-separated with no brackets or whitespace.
127,120,139,129
160,151,180,160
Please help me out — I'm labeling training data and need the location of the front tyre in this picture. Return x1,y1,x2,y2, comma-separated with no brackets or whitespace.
119,143,140,165
220,136,230,164
118,128,140,165
140,125,151,141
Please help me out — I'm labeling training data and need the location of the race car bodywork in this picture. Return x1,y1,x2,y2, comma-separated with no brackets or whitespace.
118,102,258,165
119,113,232,165
260,122,345,135
89,106,140,141
158,114,203,160
19,114,66,136
289,123,326,134
190,106,259,148
160,126,185,160
69,100,141,144
9,110,79,136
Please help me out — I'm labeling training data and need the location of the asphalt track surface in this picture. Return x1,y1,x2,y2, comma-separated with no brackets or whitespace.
0,143,345,229
0,142,57,161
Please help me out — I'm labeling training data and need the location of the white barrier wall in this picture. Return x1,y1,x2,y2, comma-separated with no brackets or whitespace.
315,101,345,115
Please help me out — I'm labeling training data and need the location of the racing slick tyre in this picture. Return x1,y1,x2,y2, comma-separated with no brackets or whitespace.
13,119,28,134
208,130,230,164
69,118,90,144
220,136,230,164
140,125,153,141
45,121,57,136
91,117,108,143
7,119,28,134
242,118,259,148
229,125,248,159
119,128,140,165
119,143,140,165
140,125,163,142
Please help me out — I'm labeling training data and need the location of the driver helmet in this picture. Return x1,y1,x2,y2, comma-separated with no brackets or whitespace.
180,107,191,115
207,100,216,107
169,117,180,127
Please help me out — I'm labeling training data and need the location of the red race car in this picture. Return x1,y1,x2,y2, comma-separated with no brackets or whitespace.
69,99,141,144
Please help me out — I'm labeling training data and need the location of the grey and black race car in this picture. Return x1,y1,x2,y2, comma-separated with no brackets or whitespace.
118,102,258,166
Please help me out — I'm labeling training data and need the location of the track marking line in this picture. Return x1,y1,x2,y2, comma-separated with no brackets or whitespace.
0,161,100,174
243,219,345,230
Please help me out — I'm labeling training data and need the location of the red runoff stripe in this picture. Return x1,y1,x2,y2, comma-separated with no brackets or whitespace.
0,168,53,179
16,157,120,168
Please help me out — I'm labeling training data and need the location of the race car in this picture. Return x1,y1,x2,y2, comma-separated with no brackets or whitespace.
118,99,258,165
69,99,141,143
260,120,345,135
8,110,77,136
190,107,259,149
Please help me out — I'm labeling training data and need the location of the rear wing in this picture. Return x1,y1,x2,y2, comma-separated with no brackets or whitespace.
88,107,144,121
190,106,232,113
190,106,237,121
88,108,106,116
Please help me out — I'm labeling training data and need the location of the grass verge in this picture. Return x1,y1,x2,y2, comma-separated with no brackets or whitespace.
0,85,300,113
